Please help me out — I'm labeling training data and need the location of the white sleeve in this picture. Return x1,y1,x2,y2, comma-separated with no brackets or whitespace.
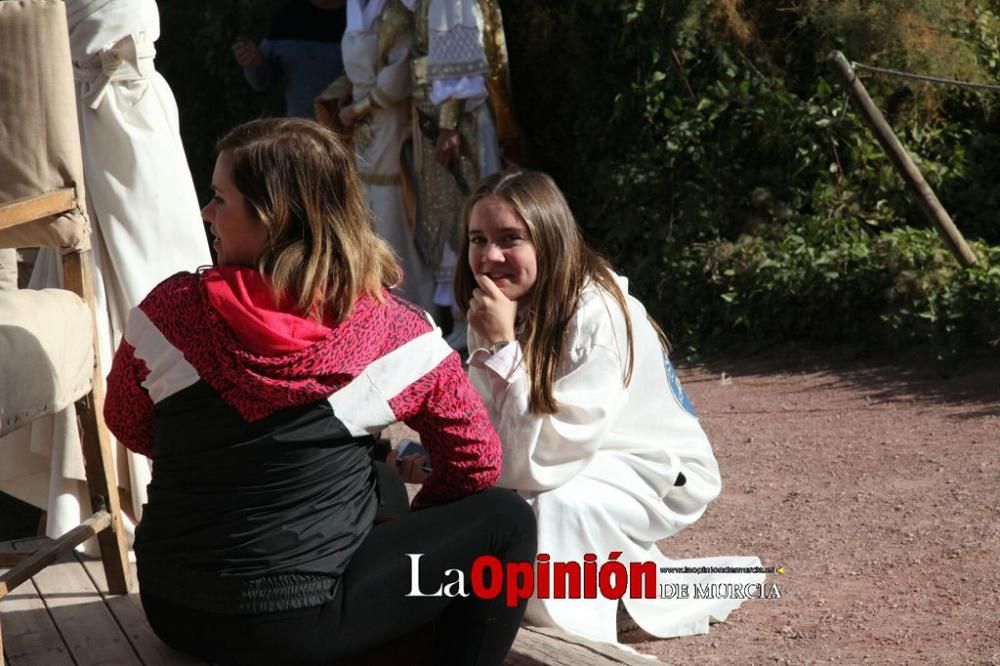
469,327,630,492
371,23,413,108
429,75,487,105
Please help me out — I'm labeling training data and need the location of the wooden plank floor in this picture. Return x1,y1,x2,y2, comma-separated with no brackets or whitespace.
1,548,206,666
2,543,658,666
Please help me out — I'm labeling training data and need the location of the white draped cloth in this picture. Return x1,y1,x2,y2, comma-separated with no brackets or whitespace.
468,275,765,647
0,0,211,550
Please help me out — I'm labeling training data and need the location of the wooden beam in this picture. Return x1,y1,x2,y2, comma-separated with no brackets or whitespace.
0,512,111,598
827,51,978,267
507,626,663,665
62,251,132,595
0,189,75,231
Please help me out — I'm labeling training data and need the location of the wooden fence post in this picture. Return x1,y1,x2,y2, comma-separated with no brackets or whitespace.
827,50,978,267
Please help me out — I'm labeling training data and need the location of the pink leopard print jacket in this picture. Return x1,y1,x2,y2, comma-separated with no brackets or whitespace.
105,269,501,508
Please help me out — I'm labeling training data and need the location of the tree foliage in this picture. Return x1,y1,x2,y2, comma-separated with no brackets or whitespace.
501,0,1000,355
158,0,285,189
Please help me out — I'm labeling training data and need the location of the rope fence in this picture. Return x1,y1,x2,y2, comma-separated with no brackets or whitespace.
851,61,1000,93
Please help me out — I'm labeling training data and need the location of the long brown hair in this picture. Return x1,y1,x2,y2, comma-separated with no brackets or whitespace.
455,169,668,415
216,118,400,321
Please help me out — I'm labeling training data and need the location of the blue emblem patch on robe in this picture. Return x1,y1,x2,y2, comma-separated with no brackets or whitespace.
663,352,696,417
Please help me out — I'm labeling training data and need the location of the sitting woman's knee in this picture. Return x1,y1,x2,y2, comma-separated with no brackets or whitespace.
480,488,537,555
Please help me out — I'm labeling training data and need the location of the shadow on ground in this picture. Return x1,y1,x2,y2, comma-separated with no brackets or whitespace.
690,342,1000,420
0,491,41,541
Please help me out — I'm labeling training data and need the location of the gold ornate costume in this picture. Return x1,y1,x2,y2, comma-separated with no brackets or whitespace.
404,0,522,275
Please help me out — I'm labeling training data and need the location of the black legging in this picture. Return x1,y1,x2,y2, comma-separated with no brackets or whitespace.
141,486,537,666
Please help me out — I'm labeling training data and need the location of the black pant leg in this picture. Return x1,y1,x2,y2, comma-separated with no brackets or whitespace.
321,487,537,666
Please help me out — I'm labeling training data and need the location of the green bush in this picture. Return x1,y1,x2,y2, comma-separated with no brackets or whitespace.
666,225,1000,357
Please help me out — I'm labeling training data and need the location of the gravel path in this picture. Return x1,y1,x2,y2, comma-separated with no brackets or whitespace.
628,346,1000,665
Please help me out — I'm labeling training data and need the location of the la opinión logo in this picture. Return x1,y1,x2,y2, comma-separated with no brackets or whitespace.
406,553,784,607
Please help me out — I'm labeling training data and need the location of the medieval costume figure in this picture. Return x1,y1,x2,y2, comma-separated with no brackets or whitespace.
320,0,436,312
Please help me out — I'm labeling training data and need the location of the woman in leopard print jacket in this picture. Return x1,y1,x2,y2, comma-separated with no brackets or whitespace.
105,117,535,666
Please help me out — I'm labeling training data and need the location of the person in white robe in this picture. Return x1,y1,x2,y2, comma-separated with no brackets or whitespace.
455,169,766,648
331,0,436,313
0,0,211,550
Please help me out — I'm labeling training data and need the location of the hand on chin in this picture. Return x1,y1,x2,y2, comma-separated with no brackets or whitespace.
469,273,518,345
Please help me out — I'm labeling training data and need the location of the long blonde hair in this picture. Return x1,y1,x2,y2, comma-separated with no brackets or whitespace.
455,169,668,415
217,118,400,321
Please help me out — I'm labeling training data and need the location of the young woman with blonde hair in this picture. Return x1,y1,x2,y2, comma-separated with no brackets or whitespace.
456,169,763,647
105,118,535,665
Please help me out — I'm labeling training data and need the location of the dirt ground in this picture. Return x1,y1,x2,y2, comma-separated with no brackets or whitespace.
620,344,1000,665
